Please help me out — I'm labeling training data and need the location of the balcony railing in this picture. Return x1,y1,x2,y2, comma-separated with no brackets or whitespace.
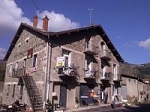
84,70,96,79
84,44,97,55
113,74,121,81
12,67,26,78
58,67,77,77
100,72,111,81
100,50,111,60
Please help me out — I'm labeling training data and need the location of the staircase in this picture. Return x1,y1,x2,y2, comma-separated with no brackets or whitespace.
22,76,43,112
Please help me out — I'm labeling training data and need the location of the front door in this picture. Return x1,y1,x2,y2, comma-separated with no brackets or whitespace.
59,84,67,108
80,84,94,106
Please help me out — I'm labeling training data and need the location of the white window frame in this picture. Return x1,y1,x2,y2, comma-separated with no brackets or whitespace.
113,64,118,79
85,55,92,71
102,66,106,77
62,50,71,67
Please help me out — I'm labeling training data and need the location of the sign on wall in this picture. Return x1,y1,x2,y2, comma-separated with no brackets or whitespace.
26,67,37,74
56,57,65,68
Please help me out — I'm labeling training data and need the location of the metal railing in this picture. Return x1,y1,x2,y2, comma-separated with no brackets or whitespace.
12,67,26,78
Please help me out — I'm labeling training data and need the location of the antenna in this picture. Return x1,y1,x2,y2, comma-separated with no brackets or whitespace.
88,6,94,26
32,0,40,17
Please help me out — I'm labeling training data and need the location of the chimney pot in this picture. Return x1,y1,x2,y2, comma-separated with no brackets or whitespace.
43,15,49,31
33,15,38,27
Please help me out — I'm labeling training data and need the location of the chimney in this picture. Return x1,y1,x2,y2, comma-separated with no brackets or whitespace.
43,15,49,31
33,15,38,28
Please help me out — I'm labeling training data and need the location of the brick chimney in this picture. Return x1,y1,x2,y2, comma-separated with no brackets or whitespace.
43,15,49,31
33,15,38,28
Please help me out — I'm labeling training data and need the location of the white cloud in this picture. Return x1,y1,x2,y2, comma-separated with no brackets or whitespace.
0,0,80,59
139,38,150,49
0,47,6,59
38,10,80,32
0,0,32,37
0,0,80,38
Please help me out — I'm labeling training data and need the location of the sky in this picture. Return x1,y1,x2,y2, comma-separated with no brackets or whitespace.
0,0,150,64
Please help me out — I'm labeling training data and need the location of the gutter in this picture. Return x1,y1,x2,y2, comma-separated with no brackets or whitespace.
43,34,50,109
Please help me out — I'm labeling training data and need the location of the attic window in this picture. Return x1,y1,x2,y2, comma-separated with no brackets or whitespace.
25,37,30,42
18,42,21,47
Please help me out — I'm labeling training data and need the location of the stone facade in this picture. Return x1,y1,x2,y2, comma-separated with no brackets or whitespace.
121,75,149,104
3,28,47,106
3,23,124,111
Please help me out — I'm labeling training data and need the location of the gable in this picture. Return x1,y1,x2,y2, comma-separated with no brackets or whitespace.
4,23,48,61
4,23,124,63
48,25,124,63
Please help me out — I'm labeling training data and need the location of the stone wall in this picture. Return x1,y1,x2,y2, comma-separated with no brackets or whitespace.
3,28,47,105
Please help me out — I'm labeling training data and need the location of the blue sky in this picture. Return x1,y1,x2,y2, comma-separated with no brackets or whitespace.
0,0,150,64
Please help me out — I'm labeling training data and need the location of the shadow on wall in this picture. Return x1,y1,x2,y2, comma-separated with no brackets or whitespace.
0,82,4,104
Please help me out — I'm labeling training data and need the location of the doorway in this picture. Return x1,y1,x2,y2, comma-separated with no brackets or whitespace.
59,84,67,108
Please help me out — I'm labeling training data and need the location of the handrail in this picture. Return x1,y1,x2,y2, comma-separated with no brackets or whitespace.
21,67,34,111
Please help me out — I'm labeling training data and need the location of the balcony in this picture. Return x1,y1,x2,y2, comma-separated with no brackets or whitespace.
84,70,96,83
58,67,77,77
12,67,26,78
100,72,111,81
100,50,111,60
113,74,121,87
58,67,78,82
84,44,97,55
113,74,121,82
84,70,96,79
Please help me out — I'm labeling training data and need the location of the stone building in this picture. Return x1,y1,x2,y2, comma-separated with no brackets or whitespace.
3,15,124,111
121,73,150,104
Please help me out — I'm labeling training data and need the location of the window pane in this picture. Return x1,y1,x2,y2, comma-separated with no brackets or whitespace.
33,54,37,67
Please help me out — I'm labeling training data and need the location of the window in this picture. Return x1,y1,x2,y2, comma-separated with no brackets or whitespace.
113,64,118,78
18,42,21,47
9,64,12,74
85,37,90,48
58,50,71,74
33,54,37,67
15,62,18,70
24,59,26,67
62,50,71,67
101,64,106,77
25,37,30,42
85,55,92,71
27,49,33,59
19,85,23,99
101,60,107,77
100,42,106,51
12,84,15,97
7,84,10,96
113,85,118,95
